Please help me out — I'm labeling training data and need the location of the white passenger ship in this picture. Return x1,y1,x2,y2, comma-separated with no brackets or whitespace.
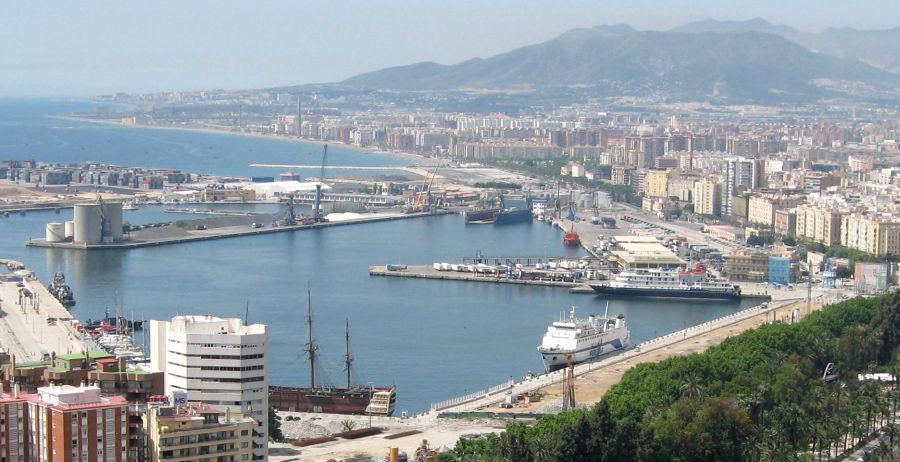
538,304,629,372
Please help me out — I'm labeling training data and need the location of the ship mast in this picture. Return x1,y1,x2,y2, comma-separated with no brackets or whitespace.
302,288,319,388
343,318,354,389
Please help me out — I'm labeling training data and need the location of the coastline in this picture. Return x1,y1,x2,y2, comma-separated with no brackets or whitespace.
51,115,435,165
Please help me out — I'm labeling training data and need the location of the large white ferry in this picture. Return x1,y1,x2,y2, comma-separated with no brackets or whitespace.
538,304,629,372
590,263,741,300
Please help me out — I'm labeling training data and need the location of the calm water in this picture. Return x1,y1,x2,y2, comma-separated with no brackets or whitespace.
0,100,757,413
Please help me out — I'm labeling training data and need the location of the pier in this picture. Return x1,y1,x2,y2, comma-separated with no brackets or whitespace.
0,259,89,362
431,298,808,415
370,265,583,288
26,210,452,250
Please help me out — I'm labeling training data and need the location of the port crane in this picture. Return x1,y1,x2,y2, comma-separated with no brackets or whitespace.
313,144,328,222
409,163,440,213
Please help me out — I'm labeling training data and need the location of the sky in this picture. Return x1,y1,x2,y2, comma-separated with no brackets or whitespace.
3,0,900,96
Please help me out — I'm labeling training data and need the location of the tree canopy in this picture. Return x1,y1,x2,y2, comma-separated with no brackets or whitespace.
440,291,900,462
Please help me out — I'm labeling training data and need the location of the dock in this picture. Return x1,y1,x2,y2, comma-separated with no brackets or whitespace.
26,210,452,250
370,264,774,299
430,298,810,415
0,259,89,362
370,265,583,289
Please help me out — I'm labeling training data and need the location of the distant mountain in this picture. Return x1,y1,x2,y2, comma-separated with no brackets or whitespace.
674,18,900,73
670,17,798,36
342,26,900,103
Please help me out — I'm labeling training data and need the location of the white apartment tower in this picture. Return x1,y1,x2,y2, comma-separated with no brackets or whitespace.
693,179,722,216
150,316,268,460
721,157,759,216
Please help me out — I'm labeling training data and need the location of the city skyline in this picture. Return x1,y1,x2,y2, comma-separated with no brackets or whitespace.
4,0,900,96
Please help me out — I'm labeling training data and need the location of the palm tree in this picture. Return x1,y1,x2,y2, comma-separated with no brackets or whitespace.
679,372,706,401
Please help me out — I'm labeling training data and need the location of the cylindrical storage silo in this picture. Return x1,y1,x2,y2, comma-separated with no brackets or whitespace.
45,223,65,242
64,221,75,240
101,202,124,242
73,204,102,245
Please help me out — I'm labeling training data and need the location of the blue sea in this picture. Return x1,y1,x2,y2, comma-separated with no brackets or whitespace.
0,99,756,413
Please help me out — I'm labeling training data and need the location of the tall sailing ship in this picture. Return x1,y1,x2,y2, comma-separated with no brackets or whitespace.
268,292,397,416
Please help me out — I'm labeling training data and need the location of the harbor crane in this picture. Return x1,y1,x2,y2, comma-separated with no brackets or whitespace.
314,144,328,222
409,163,440,213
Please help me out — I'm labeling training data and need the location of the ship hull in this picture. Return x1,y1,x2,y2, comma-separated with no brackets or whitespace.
493,209,532,225
464,209,499,224
268,386,395,416
540,338,626,372
590,285,741,300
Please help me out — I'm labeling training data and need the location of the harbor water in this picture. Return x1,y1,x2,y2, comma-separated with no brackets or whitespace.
0,100,758,413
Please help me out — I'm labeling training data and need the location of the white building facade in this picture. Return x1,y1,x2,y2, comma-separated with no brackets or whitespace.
150,316,268,460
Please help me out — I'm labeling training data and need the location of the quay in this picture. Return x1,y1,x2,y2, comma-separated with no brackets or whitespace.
430,298,811,415
0,259,89,362
163,208,261,216
370,264,775,299
26,210,452,250
370,265,582,288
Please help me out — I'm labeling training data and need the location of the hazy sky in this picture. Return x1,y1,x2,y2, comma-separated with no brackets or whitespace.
3,0,900,96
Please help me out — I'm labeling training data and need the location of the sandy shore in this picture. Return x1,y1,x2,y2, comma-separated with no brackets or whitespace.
53,115,437,165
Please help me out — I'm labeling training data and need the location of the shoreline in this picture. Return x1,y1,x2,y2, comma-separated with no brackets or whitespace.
52,115,436,166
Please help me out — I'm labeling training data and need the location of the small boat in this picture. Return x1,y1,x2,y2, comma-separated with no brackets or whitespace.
122,201,139,211
563,225,581,246
48,273,76,308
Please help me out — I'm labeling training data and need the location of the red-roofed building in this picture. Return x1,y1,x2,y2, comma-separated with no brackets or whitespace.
25,385,128,462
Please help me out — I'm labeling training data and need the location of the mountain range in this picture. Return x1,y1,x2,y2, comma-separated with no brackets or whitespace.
341,19,900,104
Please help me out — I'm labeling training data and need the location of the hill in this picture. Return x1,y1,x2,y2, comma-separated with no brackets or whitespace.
342,26,899,103
674,18,900,73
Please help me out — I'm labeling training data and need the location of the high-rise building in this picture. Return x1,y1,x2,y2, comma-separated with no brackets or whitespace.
721,157,760,216
150,316,268,460
26,385,129,462
693,180,722,216
0,390,29,462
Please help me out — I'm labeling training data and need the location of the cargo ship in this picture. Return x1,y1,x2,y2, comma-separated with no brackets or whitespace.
493,195,532,225
464,208,500,224
269,293,396,416
538,303,629,372
590,263,741,300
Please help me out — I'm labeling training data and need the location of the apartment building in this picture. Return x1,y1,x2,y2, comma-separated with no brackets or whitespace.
150,316,268,460
26,385,128,462
645,169,671,198
145,402,254,462
748,195,805,227
796,204,843,246
0,390,29,462
693,179,722,216
841,214,900,257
